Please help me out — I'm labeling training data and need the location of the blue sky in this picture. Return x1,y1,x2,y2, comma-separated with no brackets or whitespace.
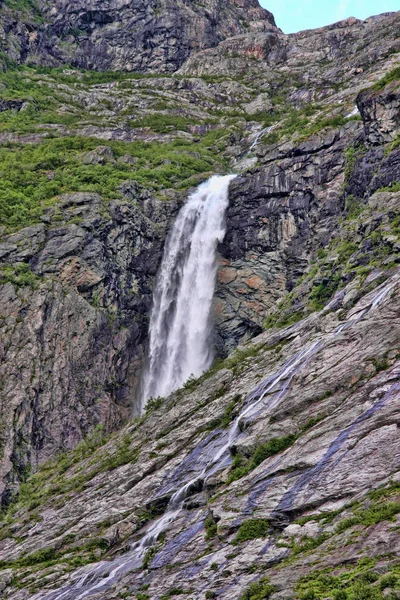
259,0,399,33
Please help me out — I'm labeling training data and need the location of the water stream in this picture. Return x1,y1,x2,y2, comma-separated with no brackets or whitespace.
141,174,237,408
36,221,399,599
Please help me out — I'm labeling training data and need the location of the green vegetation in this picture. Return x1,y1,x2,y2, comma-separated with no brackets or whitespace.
239,577,276,600
228,433,297,483
178,344,265,395
0,263,40,288
232,518,270,545
375,181,400,193
4,0,43,23
205,514,218,540
142,546,158,569
219,395,242,428
345,195,365,219
296,558,400,600
372,66,400,91
263,309,304,330
0,536,110,571
263,167,400,328
145,396,164,413
335,496,400,533
228,417,325,483
391,214,400,236
262,104,361,145
286,481,400,561
342,144,367,192
5,0,39,10
201,394,243,432
160,589,188,599
308,273,342,311
0,425,138,522
0,66,235,230
0,135,223,230
129,113,204,133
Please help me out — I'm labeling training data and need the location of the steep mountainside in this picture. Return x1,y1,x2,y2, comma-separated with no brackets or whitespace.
0,4,400,600
0,0,277,72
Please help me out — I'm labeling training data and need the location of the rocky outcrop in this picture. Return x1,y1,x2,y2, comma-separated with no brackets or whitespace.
214,66,400,352
180,12,400,77
1,255,399,599
358,79,400,144
216,123,362,351
0,186,180,507
0,0,277,72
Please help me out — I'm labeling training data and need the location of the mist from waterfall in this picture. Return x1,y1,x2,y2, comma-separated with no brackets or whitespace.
141,174,237,408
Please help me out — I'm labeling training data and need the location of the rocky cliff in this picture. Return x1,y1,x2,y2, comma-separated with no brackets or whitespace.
0,0,276,72
0,4,400,600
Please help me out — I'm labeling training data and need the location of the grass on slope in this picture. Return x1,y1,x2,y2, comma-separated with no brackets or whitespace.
0,66,233,230
0,134,226,230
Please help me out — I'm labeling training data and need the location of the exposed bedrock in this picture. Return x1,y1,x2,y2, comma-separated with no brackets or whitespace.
215,79,400,353
216,124,359,351
0,187,180,506
0,0,277,73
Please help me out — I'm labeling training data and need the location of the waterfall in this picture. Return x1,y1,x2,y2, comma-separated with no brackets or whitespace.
141,174,237,408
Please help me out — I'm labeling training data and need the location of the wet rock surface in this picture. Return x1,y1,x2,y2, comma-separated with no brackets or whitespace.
1,265,400,599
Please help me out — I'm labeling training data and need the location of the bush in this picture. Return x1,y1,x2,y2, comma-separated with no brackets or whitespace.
232,519,269,545
309,273,342,311
0,134,223,230
239,577,276,600
129,113,197,133
205,514,218,540
373,66,400,91
145,396,164,413
228,433,299,482
0,263,39,288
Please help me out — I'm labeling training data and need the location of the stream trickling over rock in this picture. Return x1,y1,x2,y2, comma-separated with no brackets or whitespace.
34,274,398,600
141,174,237,408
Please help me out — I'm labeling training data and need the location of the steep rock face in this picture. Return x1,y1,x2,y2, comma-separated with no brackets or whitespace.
0,187,179,506
216,123,362,351
213,51,400,350
358,79,400,145
180,11,400,76
1,257,399,599
0,0,276,72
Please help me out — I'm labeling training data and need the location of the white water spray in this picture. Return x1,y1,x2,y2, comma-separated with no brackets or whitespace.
141,174,237,407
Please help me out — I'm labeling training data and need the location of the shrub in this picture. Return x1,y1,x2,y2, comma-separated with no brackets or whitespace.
373,66,400,91
309,273,342,311
379,574,399,589
232,519,269,545
0,263,39,288
145,396,164,413
205,514,218,540
239,577,276,600
228,433,299,482
129,114,196,133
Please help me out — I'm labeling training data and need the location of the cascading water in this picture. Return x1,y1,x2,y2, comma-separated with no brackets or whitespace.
141,174,237,408
35,274,399,600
